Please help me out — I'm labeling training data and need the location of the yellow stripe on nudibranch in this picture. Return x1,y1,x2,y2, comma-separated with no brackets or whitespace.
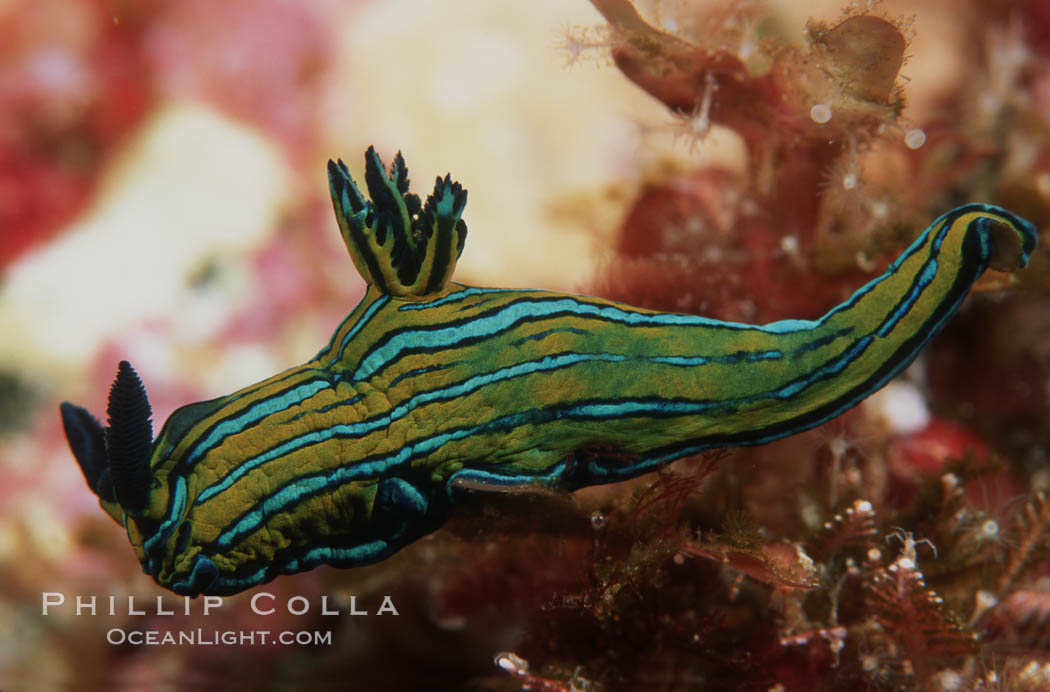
60,148,1038,596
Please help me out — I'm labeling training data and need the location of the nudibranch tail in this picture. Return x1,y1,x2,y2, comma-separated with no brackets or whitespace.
717,203,1038,448
980,208,1038,271
328,147,468,297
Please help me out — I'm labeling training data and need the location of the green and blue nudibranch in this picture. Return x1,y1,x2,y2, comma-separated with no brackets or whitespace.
60,147,1037,596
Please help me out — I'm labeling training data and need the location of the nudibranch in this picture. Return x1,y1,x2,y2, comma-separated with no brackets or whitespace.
60,147,1037,596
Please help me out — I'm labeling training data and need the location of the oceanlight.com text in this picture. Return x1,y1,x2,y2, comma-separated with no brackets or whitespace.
106,628,333,646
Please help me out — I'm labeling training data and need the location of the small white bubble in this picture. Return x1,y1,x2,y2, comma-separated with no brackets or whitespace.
810,103,832,124
495,652,528,673
975,590,998,609
842,172,858,190
905,128,927,149
856,500,873,513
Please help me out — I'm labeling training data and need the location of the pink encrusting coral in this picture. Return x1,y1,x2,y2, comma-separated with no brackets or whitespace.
0,0,154,268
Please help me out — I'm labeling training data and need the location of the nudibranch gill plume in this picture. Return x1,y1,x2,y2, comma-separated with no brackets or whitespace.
60,147,1037,596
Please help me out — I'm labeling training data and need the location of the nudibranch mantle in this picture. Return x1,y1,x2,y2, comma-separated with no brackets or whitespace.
60,146,1037,596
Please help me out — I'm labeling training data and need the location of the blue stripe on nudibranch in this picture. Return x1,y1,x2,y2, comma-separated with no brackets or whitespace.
323,294,391,367
871,214,952,338
876,260,938,337
396,286,543,311
817,215,948,323
297,540,389,569
142,476,187,571
216,475,335,548
180,379,331,468
772,337,874,399
647,350,784,367
171,555,219,595
353,297,785,381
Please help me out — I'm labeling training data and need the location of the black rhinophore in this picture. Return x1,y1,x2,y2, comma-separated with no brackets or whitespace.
59,402,107,495
104,360,154,513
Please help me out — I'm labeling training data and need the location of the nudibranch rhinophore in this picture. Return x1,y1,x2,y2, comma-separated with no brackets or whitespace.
60,147,1037,596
